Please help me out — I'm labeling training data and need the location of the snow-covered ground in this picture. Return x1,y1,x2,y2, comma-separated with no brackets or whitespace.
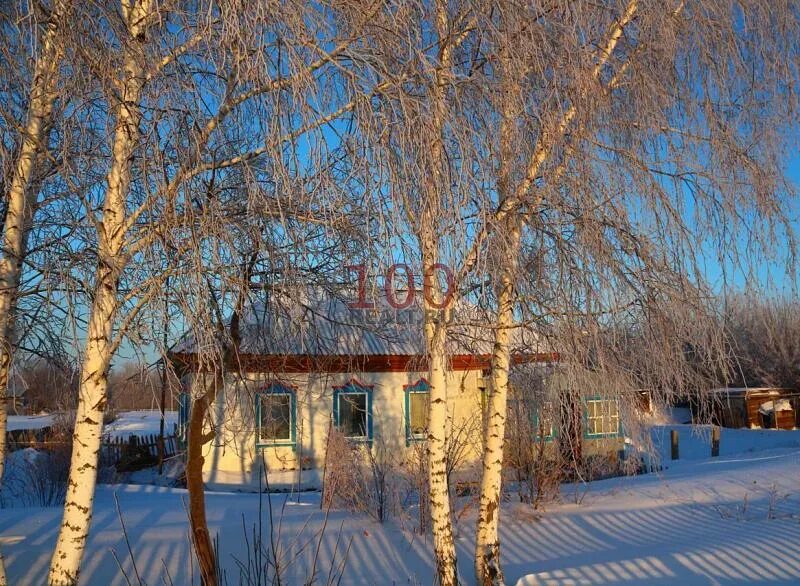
650,424,800,465
1,436,799,584
6,414,55,432
7,410,179,438
103,410,179,439
516,449,800,584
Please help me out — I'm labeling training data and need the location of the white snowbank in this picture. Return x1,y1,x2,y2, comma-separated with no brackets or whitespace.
103,410,178,439
650,424,800,465
6,414,54,432
2,439,800,584
758,399,793,415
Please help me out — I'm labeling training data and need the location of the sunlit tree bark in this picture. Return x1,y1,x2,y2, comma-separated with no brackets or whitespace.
48,1,154,582
0,0,67,488
421,2,460,583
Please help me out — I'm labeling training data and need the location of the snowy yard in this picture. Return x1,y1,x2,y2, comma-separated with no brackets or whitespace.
103,410,179,439
1,433,800,584
650,424,800,464
6,414,55,432
7,410,178,439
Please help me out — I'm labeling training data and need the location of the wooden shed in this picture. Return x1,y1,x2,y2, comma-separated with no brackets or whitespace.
706,387,800,430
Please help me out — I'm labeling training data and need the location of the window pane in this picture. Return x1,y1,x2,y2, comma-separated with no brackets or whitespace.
536,403,554,438
260,394,291,441
587,400,620,436
409,392,429,436
587,401,599,435
609,408,620,434
339,393,367,437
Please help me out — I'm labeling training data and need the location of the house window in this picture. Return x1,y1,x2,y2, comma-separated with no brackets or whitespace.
333,380,373,441
534,402,556,441
509,397,555,441
405,379,430,442
256,383,296,447
585,398,620,437
479,375,489,412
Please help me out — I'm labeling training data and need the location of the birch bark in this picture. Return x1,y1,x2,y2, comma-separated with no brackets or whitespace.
473,4,639,583
48,1,154,582
474,217,520,585
422,1,458,583
0,0,66,487
422,242,458,586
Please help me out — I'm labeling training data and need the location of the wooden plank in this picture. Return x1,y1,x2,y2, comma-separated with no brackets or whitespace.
711,426,720,457
671,429,679,460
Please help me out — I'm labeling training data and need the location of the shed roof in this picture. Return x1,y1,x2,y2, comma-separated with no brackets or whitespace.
709,387,794,397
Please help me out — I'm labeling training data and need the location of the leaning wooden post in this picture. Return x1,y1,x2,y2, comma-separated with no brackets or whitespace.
711,426,720,458
670,429,679,460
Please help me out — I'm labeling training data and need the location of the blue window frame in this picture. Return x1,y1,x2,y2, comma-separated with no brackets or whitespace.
509,397,556,441
333,379,373,442
533,401,556,441
178,392,191,444
256,383,297,448
584,397,622,438
404,379,430,444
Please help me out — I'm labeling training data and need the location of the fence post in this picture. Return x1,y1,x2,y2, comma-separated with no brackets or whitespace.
711,426,720,457
671,429,679,460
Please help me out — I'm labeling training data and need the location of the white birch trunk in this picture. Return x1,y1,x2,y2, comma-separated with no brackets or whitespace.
474,217,521,586
473,26,522,582
47,2,152,582
423,277,458,586
47,259,122,584
0,0,65,488
422,2,459,583
472,5,639,581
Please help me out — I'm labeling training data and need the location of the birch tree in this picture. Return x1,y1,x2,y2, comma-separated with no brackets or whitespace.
354,4,496,581
0,0,68,486
470,1,800,582
475,4,638,581
418,4,461,582
48,1,158,581
395,4,481,579
47,0,381,581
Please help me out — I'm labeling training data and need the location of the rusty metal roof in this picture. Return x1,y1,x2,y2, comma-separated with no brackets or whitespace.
172,287,541,357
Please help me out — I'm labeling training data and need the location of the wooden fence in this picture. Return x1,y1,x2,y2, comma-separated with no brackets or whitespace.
101,433,180,463
6,428,182,471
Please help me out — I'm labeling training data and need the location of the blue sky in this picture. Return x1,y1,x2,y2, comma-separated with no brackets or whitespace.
115,161,800,369
698,154,800,296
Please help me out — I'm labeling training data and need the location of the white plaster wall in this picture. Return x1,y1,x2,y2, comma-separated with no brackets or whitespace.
194,368,485,490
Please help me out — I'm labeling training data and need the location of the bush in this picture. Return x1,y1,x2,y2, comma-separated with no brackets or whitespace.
321,428,401,523
504,397,564,508
1,440,70,508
